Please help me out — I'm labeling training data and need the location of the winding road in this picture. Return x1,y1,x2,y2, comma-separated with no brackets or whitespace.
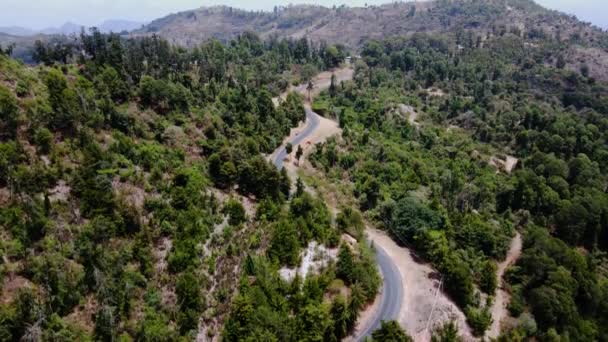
270,68,403,341
354,243,403,340
272,106,319,169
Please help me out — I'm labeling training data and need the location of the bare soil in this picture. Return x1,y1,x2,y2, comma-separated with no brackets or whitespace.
486,232,522,339
0,275,32,305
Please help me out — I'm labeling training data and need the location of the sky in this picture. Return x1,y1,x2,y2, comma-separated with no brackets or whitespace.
1,0,606,30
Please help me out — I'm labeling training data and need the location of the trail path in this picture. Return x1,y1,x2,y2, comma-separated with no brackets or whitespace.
486,232,522,339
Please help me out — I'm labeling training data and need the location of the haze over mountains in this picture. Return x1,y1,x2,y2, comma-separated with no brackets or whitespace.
0,19,145,36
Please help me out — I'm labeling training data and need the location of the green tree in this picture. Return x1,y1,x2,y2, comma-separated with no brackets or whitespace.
296,144,304,163
44,68,81,131
95,305,118,341
0,85,19,137
431,321,462,342
268,220,300,266
330,295,350,340
295,304,332,341
296,177,305,197
137,307,177,341
479,261,498,295
336,244,355,284
176,271,203,333
371,320,413,341
98,66,129,103
329,73,337,98
389,197,444,247
223,198,247,226
465,306,492,336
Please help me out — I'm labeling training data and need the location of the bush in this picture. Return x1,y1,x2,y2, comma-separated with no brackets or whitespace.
466,306,492,336
15,81,29,98
479,261,498,294
223,198,247,226
0,84,19,135
371,320,413,341
389,197,445,247
33,127,53,154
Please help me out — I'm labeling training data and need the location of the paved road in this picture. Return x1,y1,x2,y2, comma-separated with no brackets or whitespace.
272,105,319,169
270,99,403,341
355,242,403,340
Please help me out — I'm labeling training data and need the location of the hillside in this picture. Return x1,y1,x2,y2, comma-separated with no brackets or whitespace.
134,0,608,80
0,30,384,341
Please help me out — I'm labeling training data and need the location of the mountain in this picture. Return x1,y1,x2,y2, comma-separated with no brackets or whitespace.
0,19,145,38
97,19,145,33
135,1,607,49
133,0,608,81
0,26,37,37
40,22,84,35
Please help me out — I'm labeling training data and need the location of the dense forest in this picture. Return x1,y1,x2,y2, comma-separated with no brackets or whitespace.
309,25,608,340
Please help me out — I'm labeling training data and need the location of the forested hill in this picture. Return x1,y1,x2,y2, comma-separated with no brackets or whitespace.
135,0,608,76
0,29,384,340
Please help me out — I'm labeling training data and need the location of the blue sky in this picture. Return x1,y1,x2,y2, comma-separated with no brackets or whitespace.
1,0,606,30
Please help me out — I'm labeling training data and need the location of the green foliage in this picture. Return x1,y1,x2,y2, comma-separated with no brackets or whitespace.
336,207,365,239
431,321,462,342
465,306,492,336
176,271,204,333
388,197,445,247
222,198,247,226
479,260,498,295
97,66,129,103
43,68,83,131
0,27,350,342
0,84,19,137
371,320,413,341
138,75,191,114
268,219,300,266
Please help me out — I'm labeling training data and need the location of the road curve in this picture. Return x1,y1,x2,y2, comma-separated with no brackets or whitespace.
354,241,403,340
269,78,403,340
272,105,319,169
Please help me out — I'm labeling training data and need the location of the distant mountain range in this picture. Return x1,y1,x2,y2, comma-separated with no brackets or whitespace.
0,19,145,36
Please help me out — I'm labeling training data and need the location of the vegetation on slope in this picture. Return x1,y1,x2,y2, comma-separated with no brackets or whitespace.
0,30,363,341
310,28,608,339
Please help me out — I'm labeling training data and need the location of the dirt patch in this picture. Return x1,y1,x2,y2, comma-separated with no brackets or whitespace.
566,46,608,82
0,275,33,305
48,180,71,203
154,237,173,275
398,104,420,126
274,66,354,103
279,241,338,282
365,229,474,341
209,188,257,218
0,187,10,205
486,232,522,339
489,155,519,174
426,87,446,97
112,178,147,210
64,294,97,333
